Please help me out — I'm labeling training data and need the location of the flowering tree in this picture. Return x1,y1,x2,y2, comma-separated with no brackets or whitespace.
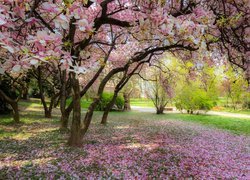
206,0,250,82
0,0,228,146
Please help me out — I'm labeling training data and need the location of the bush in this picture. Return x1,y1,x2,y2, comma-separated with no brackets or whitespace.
175,86,216,114
95,92,124,111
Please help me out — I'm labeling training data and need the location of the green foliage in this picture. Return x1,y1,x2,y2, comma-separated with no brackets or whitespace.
221,66,249,109
175,85,216,113
95,92,124,111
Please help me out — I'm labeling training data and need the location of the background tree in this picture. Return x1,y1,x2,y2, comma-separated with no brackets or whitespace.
144,60,175,114
221,66,249,110
174,60,219,114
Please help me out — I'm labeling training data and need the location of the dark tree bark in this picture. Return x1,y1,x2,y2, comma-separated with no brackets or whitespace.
11,101,20,123
81,68,123,137
60,41,116,130
37,67,59,118
38,68,52,118
101,61,146,125
0,89,20,123
68,75,82,146
156,106,165,114
101,89,119,125
60,70,69,130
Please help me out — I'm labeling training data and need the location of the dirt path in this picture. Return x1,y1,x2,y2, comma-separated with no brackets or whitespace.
131,106,250,118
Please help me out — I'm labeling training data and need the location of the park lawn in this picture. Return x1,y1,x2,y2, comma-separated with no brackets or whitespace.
130,98,155,107
0,104,250,179
0,103,249,179
162,113,250,135
1,111,250,137
107,111,250,135
214,97,250,115
67,98,155,108
15,99,250,135
212,106,250,115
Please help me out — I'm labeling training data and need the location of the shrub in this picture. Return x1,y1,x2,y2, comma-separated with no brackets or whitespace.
95,92,124,111
175,86,216,114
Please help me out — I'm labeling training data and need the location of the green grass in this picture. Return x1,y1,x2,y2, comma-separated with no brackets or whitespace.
130,98,155,107
163,113,250,135
102,112,250,135
215,97,250,115
66,98,155,108
66,98,92,109
213,107,250,115
2,99,250,139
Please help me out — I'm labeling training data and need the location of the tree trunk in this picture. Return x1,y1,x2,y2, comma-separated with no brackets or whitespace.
81,98,99,136
67,67,126,146
44,93,57,118
60,70,69,130
68,75,82,147
38,67,52,118
60,111,70,130
0,89,20,123
44,109,51,118
10,101,20,123
101,91,118,125
123,92,131,111
156,106,164,114
81,68,124,137
54,95,60,108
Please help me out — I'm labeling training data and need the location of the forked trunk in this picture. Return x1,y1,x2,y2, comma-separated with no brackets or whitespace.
156,106,164,114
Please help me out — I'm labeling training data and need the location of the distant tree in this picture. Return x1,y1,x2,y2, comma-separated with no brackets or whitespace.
175,85,215,114
221,66,248,110
145,61,175,114
175,61,218,114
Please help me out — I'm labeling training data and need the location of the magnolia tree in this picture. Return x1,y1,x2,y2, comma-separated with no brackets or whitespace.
0,0,231,146
205,0,250,82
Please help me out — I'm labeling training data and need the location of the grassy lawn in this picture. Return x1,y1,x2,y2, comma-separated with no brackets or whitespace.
14,99,250,136
66,97,155,108
103,111,250,135
0,101,249,178
162,113,250,135
214,97,250,115
212,106,250,115
0,99,250,137
130,98,155,107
